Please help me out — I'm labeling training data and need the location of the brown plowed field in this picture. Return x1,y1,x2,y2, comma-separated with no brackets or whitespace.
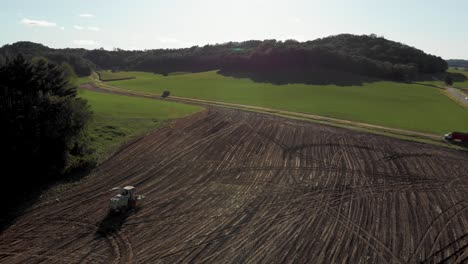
1,108,468,263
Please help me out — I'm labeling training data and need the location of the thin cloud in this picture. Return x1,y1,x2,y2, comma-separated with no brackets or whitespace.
20,18,57,27
87,26,100,31
73,40,98,46
79,14,94,18
73,25,84,30
60,27,65,31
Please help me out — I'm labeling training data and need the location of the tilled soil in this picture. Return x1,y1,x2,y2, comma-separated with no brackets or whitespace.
1,108,467,263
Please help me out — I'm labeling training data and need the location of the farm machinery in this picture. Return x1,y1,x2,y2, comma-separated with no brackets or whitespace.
444,132,468,142
109,186,144,213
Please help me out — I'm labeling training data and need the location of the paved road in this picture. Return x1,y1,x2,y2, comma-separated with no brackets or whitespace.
447,87,468,106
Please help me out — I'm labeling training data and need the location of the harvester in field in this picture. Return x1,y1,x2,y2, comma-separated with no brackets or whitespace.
109,186,144,213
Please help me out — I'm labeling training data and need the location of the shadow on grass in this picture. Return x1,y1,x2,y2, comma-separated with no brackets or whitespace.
415,72,467,84
218,68,379,86
217,68,468,88
411,82,444,89
446,140,468,149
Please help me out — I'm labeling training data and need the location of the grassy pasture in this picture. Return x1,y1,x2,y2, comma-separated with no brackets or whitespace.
78,87,203,161
453,81,468,89
168,72,190,76
106,70,468,134
448,68,468,88
449,67,468,77
97,70,136,81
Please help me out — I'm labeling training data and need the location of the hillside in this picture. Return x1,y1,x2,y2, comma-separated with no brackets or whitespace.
1,34,447,82
447,59,468,68
0,42,92,76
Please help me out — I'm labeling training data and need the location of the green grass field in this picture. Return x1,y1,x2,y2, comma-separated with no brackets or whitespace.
448,68,468,88
449,67,468,77
453,82,468,89
74,72,98,85
78,88,203,161
97,70,136,81
106,70,468,134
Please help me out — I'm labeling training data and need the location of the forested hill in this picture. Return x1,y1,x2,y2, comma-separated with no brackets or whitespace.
447,59,468,68
0,34,447,81
0,42,93,77
309,34,446,73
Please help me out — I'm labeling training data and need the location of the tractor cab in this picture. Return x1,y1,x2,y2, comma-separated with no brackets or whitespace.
121,186,135,198
444,133,453,140
109,186,142,213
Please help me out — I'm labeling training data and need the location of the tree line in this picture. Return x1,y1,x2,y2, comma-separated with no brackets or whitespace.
0,55,93,217
0,34,448,82
447,59,468,69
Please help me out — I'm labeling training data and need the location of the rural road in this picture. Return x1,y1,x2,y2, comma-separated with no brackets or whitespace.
447,87,468,106
1,107,467,263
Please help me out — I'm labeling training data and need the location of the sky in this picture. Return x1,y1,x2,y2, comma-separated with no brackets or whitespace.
0,0,467,59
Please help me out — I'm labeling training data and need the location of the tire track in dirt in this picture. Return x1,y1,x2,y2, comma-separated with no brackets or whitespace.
1,108,468,263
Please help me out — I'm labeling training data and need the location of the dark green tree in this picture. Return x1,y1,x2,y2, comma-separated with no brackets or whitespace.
0,55,93,188
161,91,171,98
445,75,453,86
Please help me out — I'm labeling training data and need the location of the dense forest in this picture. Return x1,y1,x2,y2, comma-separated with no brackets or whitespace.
0,55,93,217
0,34,448,82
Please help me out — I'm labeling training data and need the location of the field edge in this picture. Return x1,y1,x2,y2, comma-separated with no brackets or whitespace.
80,80,467,151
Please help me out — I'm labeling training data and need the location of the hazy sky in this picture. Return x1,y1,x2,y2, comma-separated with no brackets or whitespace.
1,0,467,59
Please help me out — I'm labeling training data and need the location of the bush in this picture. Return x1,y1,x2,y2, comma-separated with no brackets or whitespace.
445,75,453,86
161,91,170,98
